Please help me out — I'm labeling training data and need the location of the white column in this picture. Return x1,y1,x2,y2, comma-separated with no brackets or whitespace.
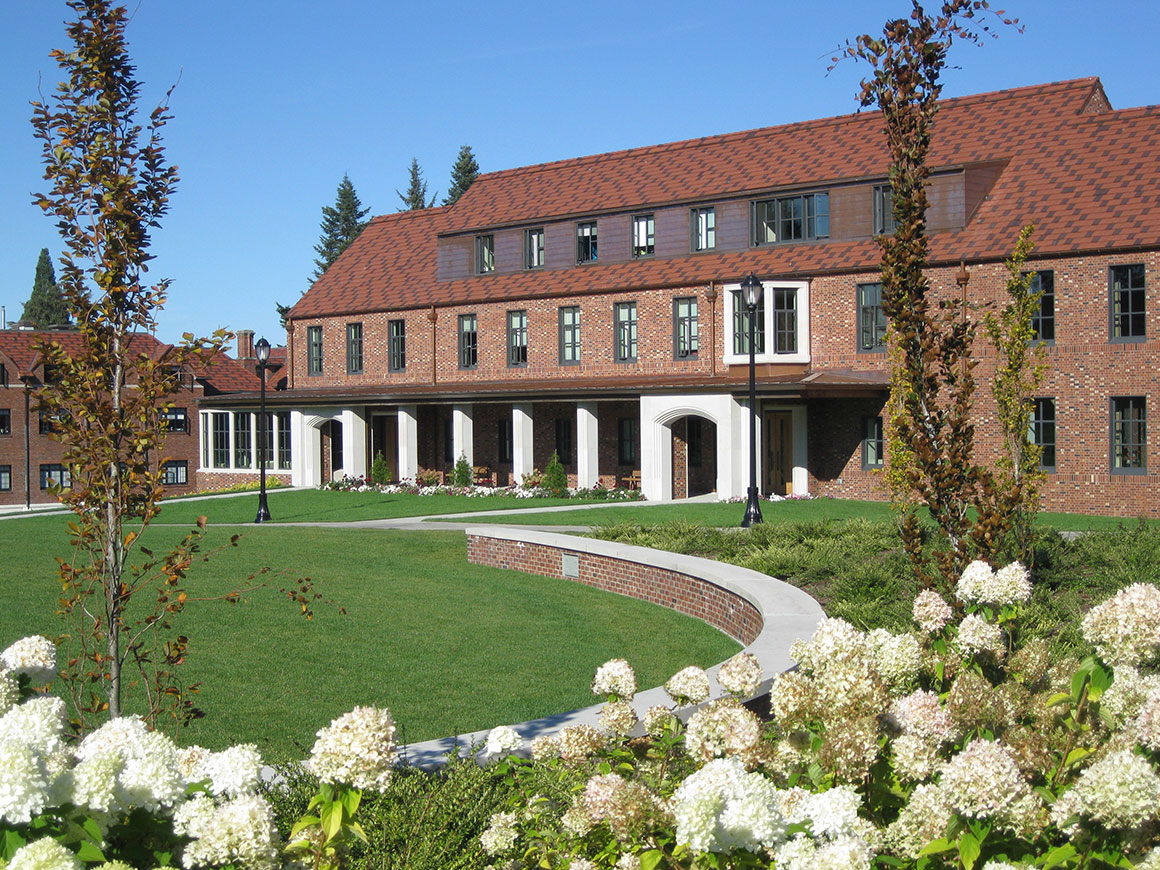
342,408,368,479
576,402,599,488
452,404,474,467
729,396,761,501
512,404,534,483
397,405,418,483
640,404,671,502
791,405,809,496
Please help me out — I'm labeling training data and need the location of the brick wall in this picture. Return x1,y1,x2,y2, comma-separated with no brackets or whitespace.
467,534,763,645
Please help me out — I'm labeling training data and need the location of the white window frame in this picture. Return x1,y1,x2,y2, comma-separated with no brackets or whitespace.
199,410,292,473
722,279,810,365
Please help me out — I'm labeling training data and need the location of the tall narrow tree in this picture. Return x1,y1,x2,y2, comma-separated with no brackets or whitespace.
397,157,437,210
442,145,479,205
311,173,370,283
21,247,70,327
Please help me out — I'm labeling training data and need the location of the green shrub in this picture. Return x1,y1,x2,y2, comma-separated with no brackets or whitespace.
541,451,568,496
370,451,391,485
452,453,473,489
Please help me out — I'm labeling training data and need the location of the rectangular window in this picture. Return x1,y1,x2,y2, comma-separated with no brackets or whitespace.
346,322,363,374
753,192,830,245
257,412,274,469
615,302,638,363
631,214,655,258
307,325,323,375
0,408,10,436
873,184,896,236
617,417,638,466
731,290,766,356
388,319,406,372
498,419,513,464
858,283,887,352
211,412,230,468
862,416,885,469
1029,271,1055,342
161,460,188,486
458,314,478,369
691,207,716,252
1031,398,1056,470
555,418,573,465
234,413,252,468
38,412,57,435
1110,264,1145,340
475,234,495,274
507,310,528,367
525,228,545,269
576,221,598,264
39,464,70,490
0,465,9,491
773,289,798,354
160,407,188,433
674,297,699,359
558,306,580,365
277,411,292,470
1111,396,1146,472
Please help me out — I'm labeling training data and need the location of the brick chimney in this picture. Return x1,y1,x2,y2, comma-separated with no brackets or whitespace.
237,329,255,360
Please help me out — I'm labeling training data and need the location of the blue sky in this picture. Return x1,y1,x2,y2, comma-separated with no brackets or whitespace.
1,1,1157,350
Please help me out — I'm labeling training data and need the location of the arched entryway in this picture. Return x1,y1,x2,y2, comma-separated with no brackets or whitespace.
319,419,343,484
669,415,718,499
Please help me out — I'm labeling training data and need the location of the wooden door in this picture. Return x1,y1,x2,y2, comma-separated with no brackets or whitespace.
763,411,793,496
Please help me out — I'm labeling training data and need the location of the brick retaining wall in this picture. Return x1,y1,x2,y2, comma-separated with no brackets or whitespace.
467,533,762,645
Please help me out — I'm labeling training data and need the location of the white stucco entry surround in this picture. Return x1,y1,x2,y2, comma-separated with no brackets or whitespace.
639,394,808,502
292,407,368,487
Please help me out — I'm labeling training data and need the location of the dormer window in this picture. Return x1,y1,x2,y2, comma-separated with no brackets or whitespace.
873,184,896,235
524,228,545,269
631,214,655,258
475,235,495,274
576,221,598,264
752,192,829,245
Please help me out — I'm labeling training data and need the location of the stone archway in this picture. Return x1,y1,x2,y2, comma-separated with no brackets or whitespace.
640,394,745,502
669,415,718,499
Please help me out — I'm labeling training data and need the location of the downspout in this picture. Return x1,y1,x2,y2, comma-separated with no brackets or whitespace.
705,282,719,377
428,306,438,385
23,378,31,510
285,319,295,391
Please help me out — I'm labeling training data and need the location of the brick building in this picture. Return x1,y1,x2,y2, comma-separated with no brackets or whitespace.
205,78,1159,516
0,329,262,508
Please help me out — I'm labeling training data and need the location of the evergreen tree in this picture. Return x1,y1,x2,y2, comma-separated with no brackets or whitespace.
442,145,479,205
21,247,70,327
397,157,437,210
312,173,370,283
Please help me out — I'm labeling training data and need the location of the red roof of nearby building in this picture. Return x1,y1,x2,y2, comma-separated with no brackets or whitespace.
289,78,1160,320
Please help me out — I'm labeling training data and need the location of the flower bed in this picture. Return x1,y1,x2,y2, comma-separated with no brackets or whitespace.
320,475,643,501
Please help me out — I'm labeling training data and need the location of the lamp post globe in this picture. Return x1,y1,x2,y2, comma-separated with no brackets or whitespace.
254,337,272,524
740,273,764,528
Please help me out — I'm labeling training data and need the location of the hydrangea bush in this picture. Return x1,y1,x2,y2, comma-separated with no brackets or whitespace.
478,563,1160,869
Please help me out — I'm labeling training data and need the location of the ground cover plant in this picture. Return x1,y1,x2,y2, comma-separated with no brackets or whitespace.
0,517,740,759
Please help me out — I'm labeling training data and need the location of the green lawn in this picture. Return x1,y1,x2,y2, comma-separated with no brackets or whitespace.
0,515,739,759
437,497,1160,532
154,488,619,526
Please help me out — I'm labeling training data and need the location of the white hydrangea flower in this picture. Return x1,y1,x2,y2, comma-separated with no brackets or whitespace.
665,666,710,705
939,740,1035,822
75,717,184,813
956,614,1005,658
803,785,863,840
884,782,952,859
1050,749,1160,832
794,619,867,673
0,671,19,717
555,724,605,761
0,636,58,686
773,833,818,870
479,811,518,855
309,706,397,792
598,700,638,737
485,725,523,758
592,659,637,700
67,748,125,813
671,757,786,853
717,652,763,698
176,745,212,784
0,739,52,824
890,734,942,782
1135,687,1160,751
7,837,82,870
981,862,1026,870
1082,583,1160,668
867,630,923,688
117,730,186,812
1137,846,1160,870
176,793,280,870
643,705,678,738
198,744,263,797
685,699,760,761
615,854,641,870
888,690,956,743
912,590,953,634
957,560,1033,607
569,859,597,870
561,795,594,836
1098,667,1160,724
0,696,68,756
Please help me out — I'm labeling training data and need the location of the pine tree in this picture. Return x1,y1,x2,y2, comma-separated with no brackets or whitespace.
397,158,437,210
312,173,370,283
21,248,70,327
442,145,479,205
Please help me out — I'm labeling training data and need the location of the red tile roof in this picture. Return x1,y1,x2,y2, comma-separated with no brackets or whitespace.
289,78,1160,320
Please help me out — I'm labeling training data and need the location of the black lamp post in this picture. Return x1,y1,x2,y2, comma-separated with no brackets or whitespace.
254,337,272,523
740,273,764,528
